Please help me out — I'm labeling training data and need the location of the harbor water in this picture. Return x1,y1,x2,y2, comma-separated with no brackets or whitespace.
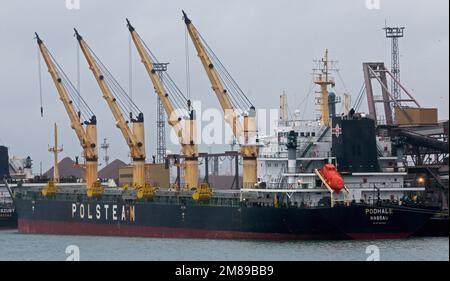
0,230,447,261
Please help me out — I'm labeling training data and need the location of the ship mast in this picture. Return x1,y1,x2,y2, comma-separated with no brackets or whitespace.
314,49,336,127
48,123,63,183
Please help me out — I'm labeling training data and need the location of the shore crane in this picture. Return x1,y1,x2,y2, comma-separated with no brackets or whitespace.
35,33,101,197
182,11,259,188
74,29,153,197
126,19,199,189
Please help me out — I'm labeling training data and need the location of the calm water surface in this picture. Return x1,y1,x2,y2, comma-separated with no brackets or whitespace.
0,230,447,261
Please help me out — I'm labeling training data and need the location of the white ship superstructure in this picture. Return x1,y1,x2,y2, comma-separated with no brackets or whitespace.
254,51,423,208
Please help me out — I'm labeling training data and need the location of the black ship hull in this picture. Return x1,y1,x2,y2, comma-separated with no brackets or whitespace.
15,197,434,240
0,207,18,230
413,216,449,237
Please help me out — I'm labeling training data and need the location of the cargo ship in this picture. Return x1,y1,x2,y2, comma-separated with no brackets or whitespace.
13,14,446,240
12,113,437,240
14,185,434,240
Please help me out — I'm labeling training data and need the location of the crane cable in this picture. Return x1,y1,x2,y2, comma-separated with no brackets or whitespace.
129,33,133,114
196,31,254,111
76,43,81,118
335,67,351,114
37,44,44,117
37,39,95,123
47,49,95,122
136,32,190,115
138,33,189,108
290,77,314,120
185,26,191,101
85,43,142,120
335,67,349,95
301,80,315,120
203,43,251,111
202,39,253,109
354,83,366,112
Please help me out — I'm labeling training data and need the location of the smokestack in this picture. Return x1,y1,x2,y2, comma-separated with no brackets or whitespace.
286,131,298,185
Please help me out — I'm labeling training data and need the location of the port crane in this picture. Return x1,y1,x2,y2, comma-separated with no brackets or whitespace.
183,11,259,188
126,19,199,189
35,33,101,197
74,29,153,197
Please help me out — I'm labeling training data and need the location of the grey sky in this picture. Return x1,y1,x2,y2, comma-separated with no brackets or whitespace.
0,0,448,172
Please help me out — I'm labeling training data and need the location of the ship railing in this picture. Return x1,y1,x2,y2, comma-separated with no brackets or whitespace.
265,182,312,190
258,153,288,159
344,182,404,189
258,152,333,160
265,181,419,191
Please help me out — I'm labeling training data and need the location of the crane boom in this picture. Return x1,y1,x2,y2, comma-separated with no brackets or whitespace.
182,12,243,142
127,20,199,188
74,29,147,187
183,11,258,187
35,33,99,191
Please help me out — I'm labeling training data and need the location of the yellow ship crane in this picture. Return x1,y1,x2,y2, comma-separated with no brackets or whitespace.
182,11,258,188
126,20,199,189
35,33,101,197
74,29,151,194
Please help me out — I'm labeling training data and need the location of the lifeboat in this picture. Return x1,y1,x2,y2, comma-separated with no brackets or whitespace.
319,164,345,192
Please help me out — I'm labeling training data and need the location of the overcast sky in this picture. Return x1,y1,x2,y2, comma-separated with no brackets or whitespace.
0,0,448,172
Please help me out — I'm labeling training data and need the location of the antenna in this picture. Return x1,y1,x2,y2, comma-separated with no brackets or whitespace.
313,49,338,126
